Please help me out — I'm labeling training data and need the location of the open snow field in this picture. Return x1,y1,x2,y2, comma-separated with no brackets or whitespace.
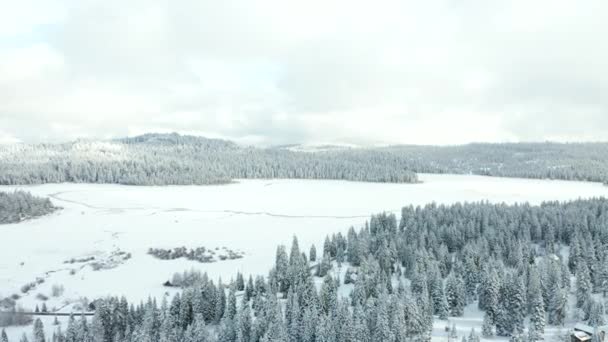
2,174,608,340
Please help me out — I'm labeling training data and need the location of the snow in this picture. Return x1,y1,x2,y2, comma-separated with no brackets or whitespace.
1,174,608,340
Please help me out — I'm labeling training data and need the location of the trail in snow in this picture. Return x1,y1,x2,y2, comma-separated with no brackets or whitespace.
48,191,395,219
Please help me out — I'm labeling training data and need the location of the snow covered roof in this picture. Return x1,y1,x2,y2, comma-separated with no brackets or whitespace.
574,323,595,334
573,331,592,342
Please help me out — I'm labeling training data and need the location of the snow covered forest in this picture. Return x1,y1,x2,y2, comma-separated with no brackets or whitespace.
5,198,607,342
2,133,608,186
0,191,57,224
0,134,418,186
384,143,608,184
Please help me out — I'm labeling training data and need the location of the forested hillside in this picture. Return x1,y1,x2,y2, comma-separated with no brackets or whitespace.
0,134,417,185
384,143,608,183
0,191,57,224
9,198,607,342
1,134,608,186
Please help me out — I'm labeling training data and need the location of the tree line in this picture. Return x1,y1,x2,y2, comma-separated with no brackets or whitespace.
384,142,608,183
0,133,417,186
3,133,608,186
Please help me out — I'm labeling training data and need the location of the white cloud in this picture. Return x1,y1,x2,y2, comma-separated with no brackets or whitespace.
0,0,607,145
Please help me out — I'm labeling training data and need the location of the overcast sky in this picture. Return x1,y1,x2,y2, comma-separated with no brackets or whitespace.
1,0,607,146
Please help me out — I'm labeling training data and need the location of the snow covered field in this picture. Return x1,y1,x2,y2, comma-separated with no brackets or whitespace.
1,174,608,340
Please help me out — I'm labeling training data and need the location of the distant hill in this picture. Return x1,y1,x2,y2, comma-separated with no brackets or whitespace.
383,142,608,183
0,133,417,185
0,134,607,185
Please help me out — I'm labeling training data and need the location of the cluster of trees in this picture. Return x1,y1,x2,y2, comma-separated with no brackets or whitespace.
0,191,57,224
149,247,215,264
149,247,244,264
6,198,608,342
0,133,418,186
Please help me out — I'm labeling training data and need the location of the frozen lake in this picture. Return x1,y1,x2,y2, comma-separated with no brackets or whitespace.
1,173,608,311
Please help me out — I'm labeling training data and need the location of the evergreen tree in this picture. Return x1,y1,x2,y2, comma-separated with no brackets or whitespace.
309,245,317,263
481,313,493,338
225,285,237,320
548,282,567,326
319,275,337,314
301,307,319,342
351,305,370,342
467,328,480,342
373,296,394,342
445,273,466,317
33,318,45,342
236,273,245,292
217,317,236,342
236,306,252,342
587,301,606,326
576,261,592,308
528,270,546,337
276,245,290,293
507,274,526,334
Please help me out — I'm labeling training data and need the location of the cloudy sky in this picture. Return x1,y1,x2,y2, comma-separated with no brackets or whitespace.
1,0,607,146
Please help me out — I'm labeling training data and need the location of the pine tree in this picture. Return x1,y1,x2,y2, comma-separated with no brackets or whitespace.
236,273,245,292
404,294,425,338
236,306,252,342
507,274,526,334
244,276,255,302
481,313,493,337
528,325,542,342
445,273,465,317
528,270,546,337
437,293,449,320
276,245,290,293
548,282,567,326
576,261,592,308
285,289,301,342
218,317,236,342
467,328,480,342
480,268,500,323
289,236,301,266
224,285,237,320
351,305,369,342
587,301,606,326
309,245,317,263
33,318,45,342
76,315,89,342
301,307,319,342
374,297,394,342
319,275,337,314
449,324,458,341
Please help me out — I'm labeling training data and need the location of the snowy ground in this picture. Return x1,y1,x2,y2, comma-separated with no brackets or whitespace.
1,174,607,340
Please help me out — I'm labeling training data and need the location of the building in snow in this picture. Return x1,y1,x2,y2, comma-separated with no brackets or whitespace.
572,323,608,342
